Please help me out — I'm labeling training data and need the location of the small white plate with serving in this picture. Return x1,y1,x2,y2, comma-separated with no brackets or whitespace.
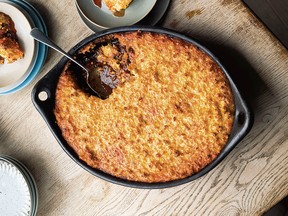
0,2,37,93
76,0,157,29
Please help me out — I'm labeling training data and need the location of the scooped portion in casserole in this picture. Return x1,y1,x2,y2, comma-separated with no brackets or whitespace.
0,12,24,64
54,31,235,183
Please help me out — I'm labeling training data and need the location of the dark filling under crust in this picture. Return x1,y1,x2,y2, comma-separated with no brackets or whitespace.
68,37,134,98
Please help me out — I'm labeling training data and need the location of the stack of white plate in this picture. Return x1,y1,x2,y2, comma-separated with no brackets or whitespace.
0,155,38,215
0,0,48,95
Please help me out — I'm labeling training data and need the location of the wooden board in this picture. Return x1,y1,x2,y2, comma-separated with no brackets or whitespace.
243,0,288,49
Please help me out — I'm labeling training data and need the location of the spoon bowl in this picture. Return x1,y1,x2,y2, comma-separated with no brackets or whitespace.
30,28,111,99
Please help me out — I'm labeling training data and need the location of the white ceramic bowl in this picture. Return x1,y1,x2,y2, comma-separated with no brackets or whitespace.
75,0,157,29
0,2,38,93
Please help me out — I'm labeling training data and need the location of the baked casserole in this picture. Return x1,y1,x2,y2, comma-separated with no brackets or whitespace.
54,31,235,183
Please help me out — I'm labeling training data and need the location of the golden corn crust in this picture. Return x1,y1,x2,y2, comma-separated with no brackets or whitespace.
103,0,133,12
54,32,235,183
0,12,24,64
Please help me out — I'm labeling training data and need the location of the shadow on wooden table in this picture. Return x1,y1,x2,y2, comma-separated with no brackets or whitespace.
263,195,288,216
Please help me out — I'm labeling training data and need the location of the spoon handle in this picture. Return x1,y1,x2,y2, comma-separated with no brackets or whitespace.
30,28,87,72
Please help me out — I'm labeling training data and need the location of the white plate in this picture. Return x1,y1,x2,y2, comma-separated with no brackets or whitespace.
76,0,157,28
0,2,36,92
0,159,32,215
0,155,38,215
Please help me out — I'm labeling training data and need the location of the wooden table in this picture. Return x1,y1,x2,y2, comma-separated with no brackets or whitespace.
1,0,287,215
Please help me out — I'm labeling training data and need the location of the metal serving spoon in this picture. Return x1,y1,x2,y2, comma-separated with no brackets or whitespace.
30,28,111,99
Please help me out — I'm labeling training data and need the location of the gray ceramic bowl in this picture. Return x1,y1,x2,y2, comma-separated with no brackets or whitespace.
75,0,157,29
75,0,171,32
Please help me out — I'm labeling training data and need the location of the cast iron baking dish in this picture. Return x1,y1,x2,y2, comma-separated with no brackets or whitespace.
32,26,253,189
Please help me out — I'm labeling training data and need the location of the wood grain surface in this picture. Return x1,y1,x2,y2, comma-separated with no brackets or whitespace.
0,0,288,215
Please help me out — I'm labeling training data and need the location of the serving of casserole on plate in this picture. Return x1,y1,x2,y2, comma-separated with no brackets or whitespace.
32,27,253,188
0,1,37,93
75,0,157,29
